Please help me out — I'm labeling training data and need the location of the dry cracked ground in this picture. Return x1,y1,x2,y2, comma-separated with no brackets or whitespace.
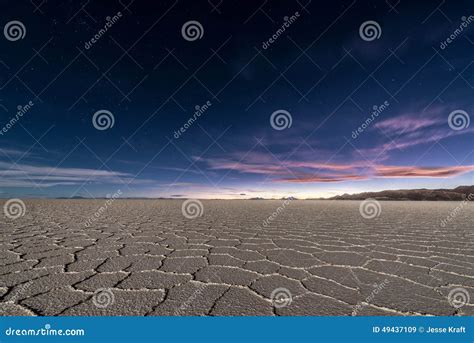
1,200,473,316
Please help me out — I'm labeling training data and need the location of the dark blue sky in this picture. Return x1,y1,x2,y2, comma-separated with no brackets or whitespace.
0,0,473,198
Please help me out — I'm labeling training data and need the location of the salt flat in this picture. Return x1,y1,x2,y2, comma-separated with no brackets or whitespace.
1,200,472,316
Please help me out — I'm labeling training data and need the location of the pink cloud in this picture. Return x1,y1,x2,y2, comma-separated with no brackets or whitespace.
374,106,446,135
276,174,368,183
374,115,442,134
285,161,359,171
196,155,474,183
204,159,287,175
200,155,363,177
356,127,474,160
375,165,474,178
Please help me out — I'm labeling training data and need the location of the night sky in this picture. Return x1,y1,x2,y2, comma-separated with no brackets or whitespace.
0,0,473,199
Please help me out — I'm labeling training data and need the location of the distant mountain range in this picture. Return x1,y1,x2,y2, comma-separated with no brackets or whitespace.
38,186,474,201
328,185,474,201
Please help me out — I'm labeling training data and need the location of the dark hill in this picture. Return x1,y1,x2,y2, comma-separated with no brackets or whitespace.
329,186,474,201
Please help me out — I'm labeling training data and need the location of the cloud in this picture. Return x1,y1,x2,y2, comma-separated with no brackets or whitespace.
0,161,150,188
357,106,474,159
286,161,359,171
374,115,443,135
373,106,446,135
276,165,474,183
205,159,287,175
0,148,31,157
196,153,474,183
358,127,474,160
196,155,363,183
199,152,363,177
276,174,368,183
149,166,202,175
374,165,474,178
